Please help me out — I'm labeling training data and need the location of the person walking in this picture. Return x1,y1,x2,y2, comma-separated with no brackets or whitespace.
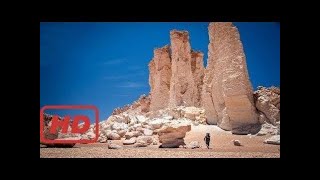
204,133,210,149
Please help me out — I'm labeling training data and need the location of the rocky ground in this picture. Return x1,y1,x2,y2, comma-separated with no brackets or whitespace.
40,124,280,158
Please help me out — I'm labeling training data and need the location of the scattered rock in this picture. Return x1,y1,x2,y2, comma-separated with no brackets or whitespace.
136,127,144,133
117,130,127,137
142,124,152,129
158,123,191,148
135,115,147,124
108,143,122,149
163,116,173,120
107,115,128,124
148,119,164,129
187,141,200,149
98,136,107,143
135,136,153,147
143,129,153,136
112,122,128,131
133,123,142,129
233,140,241,146
107,132,121,140
152,139,158,145
125,131,141,139
123,137,137,145
256,123,279,136
264,135,280,145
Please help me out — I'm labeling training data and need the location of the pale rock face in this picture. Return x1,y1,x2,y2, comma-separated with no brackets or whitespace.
254,86,280,125
158,123,191,148
169,30,197,107
258,112,268,124
191,50,205,107
149,45,172,111
201,90,218,125
202,22,258,133
139,95,151,113
183,106,201,120
181,106,206,124
255,96,280,125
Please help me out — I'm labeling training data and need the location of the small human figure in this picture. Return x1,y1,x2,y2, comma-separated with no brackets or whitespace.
204,133,210,149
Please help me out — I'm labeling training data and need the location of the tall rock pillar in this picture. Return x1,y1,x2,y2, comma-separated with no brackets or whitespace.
149,45,172,111
169,30,196,107
191,50,205,107
202,22,258,133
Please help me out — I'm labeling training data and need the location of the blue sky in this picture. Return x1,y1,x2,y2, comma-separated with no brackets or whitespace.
40,22,280,122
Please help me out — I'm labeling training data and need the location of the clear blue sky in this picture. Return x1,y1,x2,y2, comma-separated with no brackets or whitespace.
40,22,280,122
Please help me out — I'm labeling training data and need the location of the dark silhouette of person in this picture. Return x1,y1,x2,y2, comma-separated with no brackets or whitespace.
204,133,210,149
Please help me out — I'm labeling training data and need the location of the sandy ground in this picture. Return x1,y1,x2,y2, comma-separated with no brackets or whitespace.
40,125,280,158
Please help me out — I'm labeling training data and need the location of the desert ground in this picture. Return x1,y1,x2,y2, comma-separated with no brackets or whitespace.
40,125,280,158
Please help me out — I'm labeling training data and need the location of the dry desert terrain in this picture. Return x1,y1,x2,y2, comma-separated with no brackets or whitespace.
40,125,280,158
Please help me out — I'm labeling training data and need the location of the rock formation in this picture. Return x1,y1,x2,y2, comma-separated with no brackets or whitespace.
202,22,258,134
254,86,280,125
158,122,191,148
105,22,278,137
112,94,150,115
149,45,172,111
191,50,205,107
169,30,197,108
